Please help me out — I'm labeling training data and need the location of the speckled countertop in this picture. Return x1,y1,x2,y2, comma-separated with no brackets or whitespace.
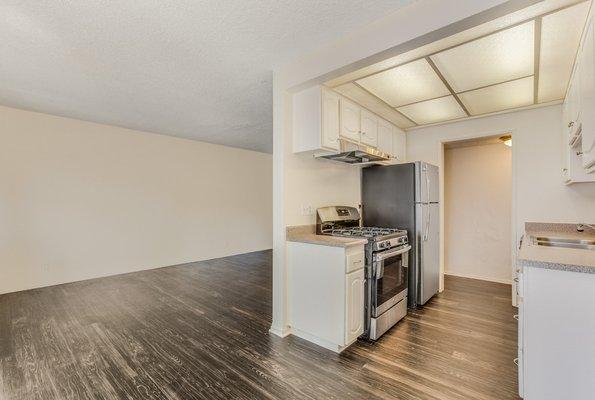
518,223,595,274
286,225,367,248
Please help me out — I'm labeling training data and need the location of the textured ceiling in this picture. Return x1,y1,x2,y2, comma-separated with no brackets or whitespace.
0,0,415,153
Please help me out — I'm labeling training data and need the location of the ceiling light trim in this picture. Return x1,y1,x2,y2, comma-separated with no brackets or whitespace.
455,74,534,95
405,99,562,131
425,57,470,116
533,16,542,104
393,94,452,109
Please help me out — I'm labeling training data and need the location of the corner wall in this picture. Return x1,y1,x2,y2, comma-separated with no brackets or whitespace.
0,105,273,294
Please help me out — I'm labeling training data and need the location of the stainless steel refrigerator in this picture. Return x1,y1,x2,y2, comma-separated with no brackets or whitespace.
361,161,440,308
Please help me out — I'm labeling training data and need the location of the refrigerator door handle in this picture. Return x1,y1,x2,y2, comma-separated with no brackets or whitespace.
425,167,430,204
423,204,430,241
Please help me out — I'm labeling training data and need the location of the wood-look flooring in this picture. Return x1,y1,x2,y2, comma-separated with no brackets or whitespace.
0,250,520,399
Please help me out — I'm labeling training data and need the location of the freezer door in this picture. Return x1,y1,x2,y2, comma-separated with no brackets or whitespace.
416,203,440,305
416,162,440,204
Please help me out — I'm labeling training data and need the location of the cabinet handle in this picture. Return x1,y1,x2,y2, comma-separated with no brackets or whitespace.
513,358,519,366
513,314,519,321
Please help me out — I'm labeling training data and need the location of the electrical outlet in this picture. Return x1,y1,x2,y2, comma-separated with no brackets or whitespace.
300,205,314,216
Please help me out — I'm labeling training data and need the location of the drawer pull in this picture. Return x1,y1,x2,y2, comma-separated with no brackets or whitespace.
513,358,519,366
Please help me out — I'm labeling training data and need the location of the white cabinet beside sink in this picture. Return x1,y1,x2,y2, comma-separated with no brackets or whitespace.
292,85,406,162
517,265,595,399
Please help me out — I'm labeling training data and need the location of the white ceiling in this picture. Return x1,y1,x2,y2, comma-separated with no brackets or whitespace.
0,0,415,153
328,0,591,130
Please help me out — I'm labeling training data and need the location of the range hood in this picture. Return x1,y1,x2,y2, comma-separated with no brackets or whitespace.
315,138,391,164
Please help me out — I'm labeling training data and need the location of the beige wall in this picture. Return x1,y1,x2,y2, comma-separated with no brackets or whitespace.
407,104,595,294
0,105,272,294
445,143,512,283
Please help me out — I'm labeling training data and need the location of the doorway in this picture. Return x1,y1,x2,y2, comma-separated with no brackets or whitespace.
444,135,513,285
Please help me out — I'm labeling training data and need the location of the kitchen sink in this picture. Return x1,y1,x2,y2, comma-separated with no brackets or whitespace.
533,236,595,250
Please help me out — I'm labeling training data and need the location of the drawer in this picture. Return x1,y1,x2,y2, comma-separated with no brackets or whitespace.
346,251,364,273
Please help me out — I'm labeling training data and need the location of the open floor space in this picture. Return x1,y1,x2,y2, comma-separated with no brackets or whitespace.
1,251,519,400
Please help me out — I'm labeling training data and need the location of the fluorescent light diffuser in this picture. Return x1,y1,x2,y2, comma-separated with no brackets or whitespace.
538,2,589,102
397,96,466,125
459,76,534,115
356,59,450,107
430,22,535,92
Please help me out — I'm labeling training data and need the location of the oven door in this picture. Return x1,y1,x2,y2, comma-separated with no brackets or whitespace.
373,245,411,317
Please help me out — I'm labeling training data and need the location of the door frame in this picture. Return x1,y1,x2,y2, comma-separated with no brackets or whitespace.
439,129,518,306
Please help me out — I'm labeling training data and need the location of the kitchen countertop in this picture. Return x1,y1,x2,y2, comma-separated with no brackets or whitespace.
517,222,595,274
286,225,367,248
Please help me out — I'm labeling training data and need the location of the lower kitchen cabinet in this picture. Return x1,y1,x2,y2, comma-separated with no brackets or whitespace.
518,266,595,399
287,242,365,353
345,268,365,344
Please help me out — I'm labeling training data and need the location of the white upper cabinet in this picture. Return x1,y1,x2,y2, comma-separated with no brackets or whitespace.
392,126,407,163
360,109,378,147
377,118,393,155
340,98,361,142
560,10,595,182
292,86,341,153
292,85,407,164
580,18,595,170
322,89,340,150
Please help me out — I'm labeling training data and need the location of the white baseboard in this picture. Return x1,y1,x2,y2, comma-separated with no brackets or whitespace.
290,327,348,353
444,271,512,285
268,325,292,338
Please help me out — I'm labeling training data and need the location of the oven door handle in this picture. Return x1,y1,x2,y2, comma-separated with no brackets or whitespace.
374,245,411,262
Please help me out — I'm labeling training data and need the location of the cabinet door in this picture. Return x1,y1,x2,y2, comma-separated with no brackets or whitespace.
340,98,361,142
345,269,365,344
322,89,340,150
580,19,595,169
377,118,393,155
360,110,378,147
392,127,407,162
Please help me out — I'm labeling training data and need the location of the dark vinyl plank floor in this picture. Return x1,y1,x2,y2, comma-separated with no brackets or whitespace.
0,250,520,399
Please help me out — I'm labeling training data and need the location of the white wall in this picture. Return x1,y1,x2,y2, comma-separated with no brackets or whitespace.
444,143,512,283
408,104,595,292
0,105,272,294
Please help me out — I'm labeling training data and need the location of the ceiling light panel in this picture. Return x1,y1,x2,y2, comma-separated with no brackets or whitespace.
325,0,582,88
397,96,466,125
459,76,534,115
430,22,535,92
538,1,590,103
356,59,450,107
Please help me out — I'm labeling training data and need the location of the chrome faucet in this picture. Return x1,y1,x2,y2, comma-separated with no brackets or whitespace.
577,224,595,232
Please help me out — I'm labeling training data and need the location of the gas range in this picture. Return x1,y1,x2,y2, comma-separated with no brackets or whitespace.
320,226,408,251
316,206,411,340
